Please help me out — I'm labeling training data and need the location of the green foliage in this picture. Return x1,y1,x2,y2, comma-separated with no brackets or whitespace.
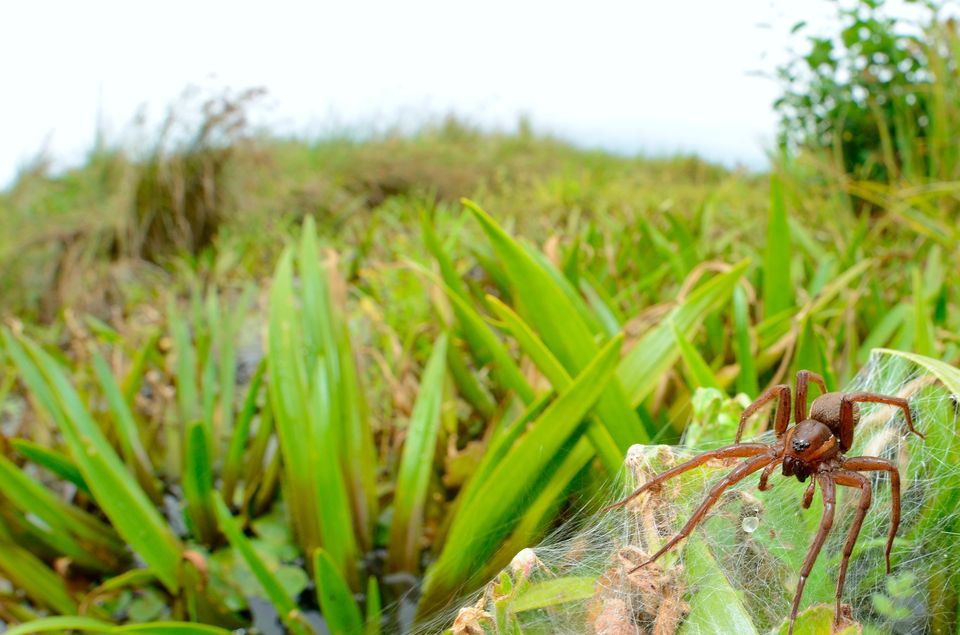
776,0,960,182
0,103,958,633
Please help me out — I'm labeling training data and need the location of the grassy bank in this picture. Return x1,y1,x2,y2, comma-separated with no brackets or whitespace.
0,117,958,633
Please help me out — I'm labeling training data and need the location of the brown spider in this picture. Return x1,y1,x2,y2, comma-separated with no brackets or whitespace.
605,370,924,635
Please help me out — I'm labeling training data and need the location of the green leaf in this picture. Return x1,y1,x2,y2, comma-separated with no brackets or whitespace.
0,454,123,571
267,248,358,584
764,174,792,318
776,604,859,635
509,576,596,613
672,322,724,393
10,438,90,495
91,350,160,503
912,268,935,356
875,349,960,394
486,295,623,474
221,357,265,504
183,420,217,544
313,548,364,635
4,617,113,635
440,280,534,404
170,310,200,428
732,286,759,397
115,624,234,635
387,333,448,573
365,575,382,635
465,198,642,453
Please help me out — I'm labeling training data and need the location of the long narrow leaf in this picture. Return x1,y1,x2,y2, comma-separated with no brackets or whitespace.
2,330,183,592
313,548,364,635
387,334,448,573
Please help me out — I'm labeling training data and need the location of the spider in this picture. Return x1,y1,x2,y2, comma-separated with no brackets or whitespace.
605,370,924,635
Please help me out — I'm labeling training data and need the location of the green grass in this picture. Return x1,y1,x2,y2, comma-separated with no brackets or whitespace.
0,108,958,633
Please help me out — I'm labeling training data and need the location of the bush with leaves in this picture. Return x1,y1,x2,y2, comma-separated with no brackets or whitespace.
775,0,960,182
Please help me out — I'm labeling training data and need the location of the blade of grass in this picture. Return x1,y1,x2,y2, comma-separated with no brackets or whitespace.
182,420,217,544
764,173,793,318
10,439,90,495
4,617,112,635
387,334,448,573
2,330,183,592
486,295,623,473
267,250,331,564
365,576,382,635
678,536,758,635
91,350,161,503
913,268,935,356
313,548,364,635
121,331,160,406
732,286,759,397
4,618,234,635
421,219,535,404
672,323,724,393
465,198,641,452
445,338,496,419
299,219,377,549
221,357,265,504
875,349,960,393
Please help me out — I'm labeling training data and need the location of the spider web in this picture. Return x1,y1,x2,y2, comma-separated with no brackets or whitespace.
433,351,960,635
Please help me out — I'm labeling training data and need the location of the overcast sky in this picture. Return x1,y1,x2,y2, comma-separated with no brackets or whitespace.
1,1,850,187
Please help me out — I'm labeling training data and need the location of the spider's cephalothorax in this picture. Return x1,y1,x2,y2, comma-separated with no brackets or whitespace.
605,370,924,635
782,419,839,481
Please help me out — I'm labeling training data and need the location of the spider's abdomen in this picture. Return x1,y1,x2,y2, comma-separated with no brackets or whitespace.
810,391,859,430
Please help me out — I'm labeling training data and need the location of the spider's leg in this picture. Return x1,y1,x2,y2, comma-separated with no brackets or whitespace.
830,470,873,627
840,392,924,452
801,477,816,509
842,456,901,572
794,370,826,423
787,473,836,635
629,454,775,573
758,459,782,491
603,443,770,512
736,384,791,443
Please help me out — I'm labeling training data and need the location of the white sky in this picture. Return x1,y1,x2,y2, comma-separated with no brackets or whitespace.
0,1,848,187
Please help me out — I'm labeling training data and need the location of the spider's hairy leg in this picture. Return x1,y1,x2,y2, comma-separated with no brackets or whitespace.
794,370,826,423
736,384,791,443
787,474,836,635
839,392,924,452
830,470,872,627
842,456,901,573
602,443,770,512
628,454,775,573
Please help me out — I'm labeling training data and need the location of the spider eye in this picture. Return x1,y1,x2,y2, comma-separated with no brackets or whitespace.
791,438,811,451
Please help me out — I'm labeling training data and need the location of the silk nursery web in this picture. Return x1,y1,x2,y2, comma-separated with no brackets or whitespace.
435,351,960,635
